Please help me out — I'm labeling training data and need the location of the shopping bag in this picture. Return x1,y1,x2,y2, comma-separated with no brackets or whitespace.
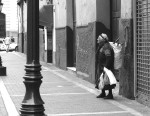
109,42,122,69
103,67,117,85
98,73,104,90
103,72,110,85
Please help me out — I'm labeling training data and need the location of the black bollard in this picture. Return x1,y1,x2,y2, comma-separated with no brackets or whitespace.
0,56,6,76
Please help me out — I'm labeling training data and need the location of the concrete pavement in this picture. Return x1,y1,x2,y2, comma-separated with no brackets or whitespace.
0,51,150,116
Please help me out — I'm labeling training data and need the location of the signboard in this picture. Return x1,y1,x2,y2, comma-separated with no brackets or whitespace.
0,13,6,38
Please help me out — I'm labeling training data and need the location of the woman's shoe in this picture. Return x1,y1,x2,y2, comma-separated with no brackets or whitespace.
96,93,106,98
104,94,113,99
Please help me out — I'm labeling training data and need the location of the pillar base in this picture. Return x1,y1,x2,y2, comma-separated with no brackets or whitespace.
0,66,6,76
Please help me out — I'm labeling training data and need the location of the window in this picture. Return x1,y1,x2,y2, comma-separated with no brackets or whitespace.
47,0,53,4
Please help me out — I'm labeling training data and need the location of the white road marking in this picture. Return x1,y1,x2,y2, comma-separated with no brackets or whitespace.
110,101,143,116
0,78,19,116
12,52,25,59
42,66,49,71
4,82,70,85
57,85,63,87
11,92,90,97
48,111,129,116
41,66,60,72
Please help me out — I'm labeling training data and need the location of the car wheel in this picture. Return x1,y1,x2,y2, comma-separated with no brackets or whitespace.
15,46,18,52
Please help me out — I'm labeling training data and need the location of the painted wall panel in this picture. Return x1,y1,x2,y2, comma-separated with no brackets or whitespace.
23,3,27,32
76,0,96,26
121,0,132,19
17,6,22,33
3,0,18,32
118,0,134,99
96,0,110,29
54,0,66,27
40,0,47,8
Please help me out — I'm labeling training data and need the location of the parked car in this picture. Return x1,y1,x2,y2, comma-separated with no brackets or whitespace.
0,38,6,51
0,38,18,51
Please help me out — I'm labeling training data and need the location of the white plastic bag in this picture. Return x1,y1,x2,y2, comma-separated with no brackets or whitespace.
109,42,122,69
103,72,110,85
104,67,117,85
98,73,104,90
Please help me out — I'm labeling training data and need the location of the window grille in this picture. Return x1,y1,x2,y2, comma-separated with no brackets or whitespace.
136,0,150,96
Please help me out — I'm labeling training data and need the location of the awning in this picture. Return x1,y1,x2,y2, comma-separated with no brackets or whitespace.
39,5,53,28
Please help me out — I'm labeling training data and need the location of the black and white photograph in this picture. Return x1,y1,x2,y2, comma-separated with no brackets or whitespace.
0,0,150,116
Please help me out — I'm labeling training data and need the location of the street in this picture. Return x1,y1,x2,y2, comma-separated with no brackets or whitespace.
0,51,150,116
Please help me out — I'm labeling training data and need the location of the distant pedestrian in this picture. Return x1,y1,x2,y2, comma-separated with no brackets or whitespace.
95,33,116,99
5,36,11,52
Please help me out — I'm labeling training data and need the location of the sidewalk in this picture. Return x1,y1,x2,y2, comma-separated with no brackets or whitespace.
0,92,7,116
0,52,150,116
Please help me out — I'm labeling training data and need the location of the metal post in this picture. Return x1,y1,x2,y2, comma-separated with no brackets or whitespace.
0,56,2,66
0,0,6,76
20,0,46,115
72,0,76,67
0,56,6,76
133,0,137,98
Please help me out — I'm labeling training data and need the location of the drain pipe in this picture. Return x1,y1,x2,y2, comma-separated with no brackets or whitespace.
133,0,137,98
72,0,76,67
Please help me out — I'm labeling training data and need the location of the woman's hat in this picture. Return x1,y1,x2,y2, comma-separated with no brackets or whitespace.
100,33,108,41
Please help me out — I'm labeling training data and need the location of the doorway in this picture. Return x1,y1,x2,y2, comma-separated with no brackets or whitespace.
111,0,121,81
66,0,76,69
111,0,121,42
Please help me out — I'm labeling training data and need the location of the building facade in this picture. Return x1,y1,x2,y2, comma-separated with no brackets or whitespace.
17,0,150,108
2,0,18,37
0,7,6,38
54,0,135,103
17,0,53,62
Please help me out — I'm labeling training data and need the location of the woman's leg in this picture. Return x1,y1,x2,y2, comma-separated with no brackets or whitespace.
96,89,106,98
104,84,116,99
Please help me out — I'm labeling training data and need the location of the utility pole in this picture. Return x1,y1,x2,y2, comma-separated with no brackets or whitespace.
19,0,46,115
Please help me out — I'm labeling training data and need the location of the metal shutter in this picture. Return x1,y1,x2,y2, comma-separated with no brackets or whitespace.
136,0,150,106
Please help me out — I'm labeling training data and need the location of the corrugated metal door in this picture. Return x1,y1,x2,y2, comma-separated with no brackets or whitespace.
136,0,150,106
